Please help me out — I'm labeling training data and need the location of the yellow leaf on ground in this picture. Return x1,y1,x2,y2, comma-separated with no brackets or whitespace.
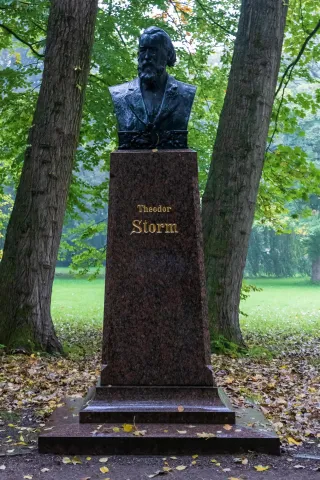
72,456,82,465
163,466,172,472
177,405,184,412
99,457,109,463
254,465,270,471
223,424,232,431
62,457,72,464
86,457,92,461
176,465,187,471
170,456,177,459
197,432,216,439
133,430,147,436
228,478,242,480
23,476,33,479
112,427,120,432
192,454,198,459
191,461,197,465
287,437,302,446
100,466,109,474
123,424,134,432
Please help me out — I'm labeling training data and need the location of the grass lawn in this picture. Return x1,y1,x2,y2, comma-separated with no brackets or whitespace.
52,268,320,337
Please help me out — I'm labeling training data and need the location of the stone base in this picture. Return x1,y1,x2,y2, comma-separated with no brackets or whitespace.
38,390,280,455
79,386,235,424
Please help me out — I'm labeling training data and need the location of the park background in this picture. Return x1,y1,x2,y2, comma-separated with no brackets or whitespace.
0,0,319,473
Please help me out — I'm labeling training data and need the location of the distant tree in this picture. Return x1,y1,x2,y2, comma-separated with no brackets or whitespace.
0,0,98,352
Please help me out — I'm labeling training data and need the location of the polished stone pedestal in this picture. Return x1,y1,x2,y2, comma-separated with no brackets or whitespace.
38,390,280,455
38,149,280,455
79,386,235,424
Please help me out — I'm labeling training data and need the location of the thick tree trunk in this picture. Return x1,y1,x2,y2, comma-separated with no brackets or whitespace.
311,257,320,283
202,0,288,346
0,0,98,352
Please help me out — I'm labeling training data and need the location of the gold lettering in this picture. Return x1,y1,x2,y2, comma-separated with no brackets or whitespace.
153,207,157,212
149,207,153,212
143,205,149,213
137,205,143,213
143,220,148,233
149,223,157,233
157,223,165,233
130,219,142,235
165,223,178,234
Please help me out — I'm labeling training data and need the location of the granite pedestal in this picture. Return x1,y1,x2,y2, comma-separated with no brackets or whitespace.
39,150,279,454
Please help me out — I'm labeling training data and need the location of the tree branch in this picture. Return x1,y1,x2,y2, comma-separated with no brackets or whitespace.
267,18,320,151
0,23,44,58
194,0,236,37
275,18,320,99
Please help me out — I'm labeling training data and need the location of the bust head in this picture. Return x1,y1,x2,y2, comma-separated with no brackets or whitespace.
138,27,176,87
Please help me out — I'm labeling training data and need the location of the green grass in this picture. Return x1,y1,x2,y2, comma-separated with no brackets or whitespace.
52,268,320,337
241,278,320,336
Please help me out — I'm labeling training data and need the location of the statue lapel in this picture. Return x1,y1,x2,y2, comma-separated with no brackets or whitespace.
125,78,148,128
154,75,179,128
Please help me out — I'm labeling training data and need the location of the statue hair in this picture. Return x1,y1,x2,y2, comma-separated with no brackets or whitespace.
139,26,177,67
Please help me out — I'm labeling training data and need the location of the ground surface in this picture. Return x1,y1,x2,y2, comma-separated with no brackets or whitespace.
0,273,319,478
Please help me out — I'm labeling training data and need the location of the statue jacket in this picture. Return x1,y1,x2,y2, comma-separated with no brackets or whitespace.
109,75,196,149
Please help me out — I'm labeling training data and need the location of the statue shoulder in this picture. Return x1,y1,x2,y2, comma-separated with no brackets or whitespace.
174,78,197,98
109,78,138,99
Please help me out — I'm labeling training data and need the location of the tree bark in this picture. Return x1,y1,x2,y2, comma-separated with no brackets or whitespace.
311,257,320,283
0,0,98,352
202,0,288,346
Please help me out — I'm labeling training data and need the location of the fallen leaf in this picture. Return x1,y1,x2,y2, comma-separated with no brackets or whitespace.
242,458,248,465
223,424,232,431
0,465,6,470
133,430,147,436
99,457,109,463
41,468,50,473
177,430,187,434
176,465,187,471
197,432,216,439
177,405,184,412
192,454,198,459
191,461,197,465
163,466,172,472
23,476,33,479
287,437,302,446
294,465,305,469
223,468,231,472
112,427,120,433
86,457,92,461
100,466,109,474
123,424,134,432
254,465,270,471
170,456,177,459
62,457,72,464
71,456,82,465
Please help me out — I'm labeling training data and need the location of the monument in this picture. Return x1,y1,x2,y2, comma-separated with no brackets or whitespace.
39,27,280,455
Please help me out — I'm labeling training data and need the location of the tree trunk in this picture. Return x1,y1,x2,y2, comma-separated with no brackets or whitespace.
0,0,98,352
311,257,320,283
202,0,288,346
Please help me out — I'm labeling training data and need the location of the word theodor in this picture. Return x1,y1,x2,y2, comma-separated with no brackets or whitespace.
130,205,179,235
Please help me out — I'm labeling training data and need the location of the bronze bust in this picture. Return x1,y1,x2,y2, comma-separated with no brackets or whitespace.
109,26,196,149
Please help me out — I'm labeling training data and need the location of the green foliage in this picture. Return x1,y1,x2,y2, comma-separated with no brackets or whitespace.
0,0,320,272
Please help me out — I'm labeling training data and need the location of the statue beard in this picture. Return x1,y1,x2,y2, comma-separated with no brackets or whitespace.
138,62,166,87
